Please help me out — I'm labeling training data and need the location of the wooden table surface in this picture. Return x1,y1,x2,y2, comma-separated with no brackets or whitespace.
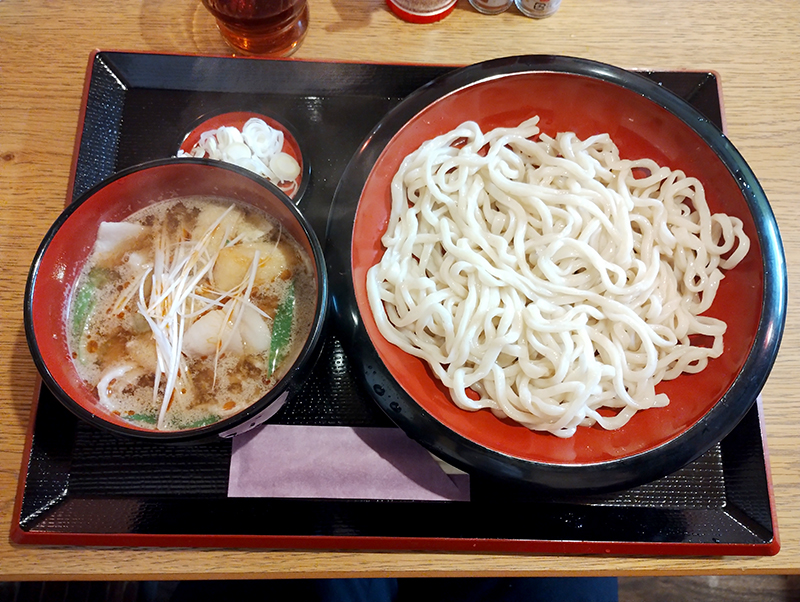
2,0,799,581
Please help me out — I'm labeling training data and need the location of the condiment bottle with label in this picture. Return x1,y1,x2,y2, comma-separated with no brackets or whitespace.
515,0,561,18
469,0,513,14
386,0,458,22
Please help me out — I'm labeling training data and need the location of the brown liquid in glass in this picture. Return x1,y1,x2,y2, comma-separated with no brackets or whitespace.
202,0,309,56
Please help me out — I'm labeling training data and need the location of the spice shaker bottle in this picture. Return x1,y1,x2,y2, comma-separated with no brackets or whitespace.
469,0,513,14
515,0,561,18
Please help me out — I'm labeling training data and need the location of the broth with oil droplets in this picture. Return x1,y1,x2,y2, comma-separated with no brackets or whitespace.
68,196,315,431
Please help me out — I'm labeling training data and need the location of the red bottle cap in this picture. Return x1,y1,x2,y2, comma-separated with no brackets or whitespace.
386,0,457,23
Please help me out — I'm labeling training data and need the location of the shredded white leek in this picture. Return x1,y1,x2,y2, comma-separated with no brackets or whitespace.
126,205,269,430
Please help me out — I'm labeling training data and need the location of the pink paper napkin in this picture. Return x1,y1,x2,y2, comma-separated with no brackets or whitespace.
228,424,470,501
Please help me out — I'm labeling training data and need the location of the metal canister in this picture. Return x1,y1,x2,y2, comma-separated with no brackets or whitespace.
469,0,513,15
515,0,561,18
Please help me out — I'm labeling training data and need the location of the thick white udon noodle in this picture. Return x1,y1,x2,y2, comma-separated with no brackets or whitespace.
366,117,750,438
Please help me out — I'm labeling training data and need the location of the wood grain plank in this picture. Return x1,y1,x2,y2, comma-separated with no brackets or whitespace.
1,0,799,579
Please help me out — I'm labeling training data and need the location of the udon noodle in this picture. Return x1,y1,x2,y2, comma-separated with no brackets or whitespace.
366,117,750,438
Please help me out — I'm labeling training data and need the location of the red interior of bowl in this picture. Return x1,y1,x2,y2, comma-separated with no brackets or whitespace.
31,162,318,432
179,111,304,198
351,72,763,465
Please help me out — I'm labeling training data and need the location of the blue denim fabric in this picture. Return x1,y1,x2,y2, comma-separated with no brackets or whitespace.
163,576,619,602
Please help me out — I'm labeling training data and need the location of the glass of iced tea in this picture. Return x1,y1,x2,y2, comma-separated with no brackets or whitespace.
201,0,309,57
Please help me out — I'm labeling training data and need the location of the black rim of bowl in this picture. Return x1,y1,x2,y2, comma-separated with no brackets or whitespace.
25,157,328,443
326,54,787,493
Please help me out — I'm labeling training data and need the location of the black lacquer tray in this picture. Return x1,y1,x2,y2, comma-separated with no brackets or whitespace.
12,51,778,555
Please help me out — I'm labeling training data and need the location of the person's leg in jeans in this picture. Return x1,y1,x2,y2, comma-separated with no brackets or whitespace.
396,577,618,602
152,576,618,601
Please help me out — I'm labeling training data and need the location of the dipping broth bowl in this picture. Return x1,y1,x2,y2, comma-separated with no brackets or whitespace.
25,158,328,442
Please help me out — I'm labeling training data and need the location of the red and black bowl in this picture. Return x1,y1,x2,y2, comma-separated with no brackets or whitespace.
326,55,786,494
25,158,328,443
178,110,310,203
